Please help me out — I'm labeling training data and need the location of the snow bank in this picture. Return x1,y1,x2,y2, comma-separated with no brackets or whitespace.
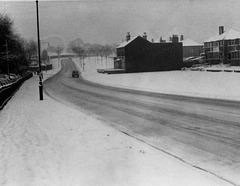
0,58,233,186
73,57,240,101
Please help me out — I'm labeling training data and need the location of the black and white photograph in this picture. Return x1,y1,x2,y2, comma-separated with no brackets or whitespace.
0,0,240,185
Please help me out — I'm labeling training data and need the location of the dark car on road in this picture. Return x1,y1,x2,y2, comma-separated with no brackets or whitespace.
72,70,80,78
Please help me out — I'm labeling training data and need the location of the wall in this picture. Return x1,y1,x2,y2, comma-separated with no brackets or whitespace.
124,37,183,73
183,45,203,58
28,64,53,72
0,73,33,110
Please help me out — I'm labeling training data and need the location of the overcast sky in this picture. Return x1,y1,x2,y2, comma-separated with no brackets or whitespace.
1,0,240,47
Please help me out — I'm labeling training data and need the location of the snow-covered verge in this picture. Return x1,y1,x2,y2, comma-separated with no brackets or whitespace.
72,57,240,101
0,58,233,186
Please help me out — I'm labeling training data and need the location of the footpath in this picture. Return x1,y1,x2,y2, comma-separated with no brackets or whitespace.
0,59,233,186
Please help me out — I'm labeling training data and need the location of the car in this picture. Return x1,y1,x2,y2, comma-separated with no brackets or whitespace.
190,56,206,64
9,73,18,81
72,70,80,78
183,56,196,62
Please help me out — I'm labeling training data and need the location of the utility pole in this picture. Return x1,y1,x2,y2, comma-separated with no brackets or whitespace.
5,40,10,79
36,0,43,100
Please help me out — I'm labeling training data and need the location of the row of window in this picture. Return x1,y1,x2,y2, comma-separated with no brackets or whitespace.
204,41,223,48
204,39,240,48
207,51,240,60
207,52,220,59
231,51,240,59
229,45,240,51
205,45,240,53
228,39,240,46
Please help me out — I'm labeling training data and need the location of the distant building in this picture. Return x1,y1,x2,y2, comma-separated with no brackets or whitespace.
204,26,240,65
181,37,203,58
115,32,183,73
161,34,203,58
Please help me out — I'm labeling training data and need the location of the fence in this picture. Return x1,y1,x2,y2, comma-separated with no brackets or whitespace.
0,73,33,110
28,64,52,72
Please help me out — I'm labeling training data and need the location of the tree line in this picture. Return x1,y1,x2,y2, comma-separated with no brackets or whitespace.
67,38,117,67
0,13,118,75
0,13,29,75
0,13,47,75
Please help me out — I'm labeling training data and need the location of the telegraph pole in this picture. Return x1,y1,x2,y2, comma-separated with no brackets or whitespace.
36,0,43,100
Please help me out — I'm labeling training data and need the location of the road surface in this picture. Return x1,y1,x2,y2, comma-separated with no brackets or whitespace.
44,59,240,186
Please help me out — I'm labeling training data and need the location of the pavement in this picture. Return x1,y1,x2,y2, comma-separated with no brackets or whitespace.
0,59,233,186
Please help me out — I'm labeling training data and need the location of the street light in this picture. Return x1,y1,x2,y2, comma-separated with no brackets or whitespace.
36,0,43,100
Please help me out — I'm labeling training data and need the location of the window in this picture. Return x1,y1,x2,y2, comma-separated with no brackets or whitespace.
219,41,223,47
117,48,125,57
235,39,239,45
232,52,238,59
213,52,219,59
213,42,219,52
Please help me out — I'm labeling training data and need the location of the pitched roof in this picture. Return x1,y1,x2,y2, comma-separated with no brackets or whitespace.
182,38,202,46
117,36,140,48
204,29,240,42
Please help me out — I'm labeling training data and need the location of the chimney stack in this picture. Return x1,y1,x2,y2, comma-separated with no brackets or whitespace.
219,26,224,35
126,32,131,41
143,32,147,40
169,37,172,42
172,35,179,43
180,35,184,41
160,36,163,42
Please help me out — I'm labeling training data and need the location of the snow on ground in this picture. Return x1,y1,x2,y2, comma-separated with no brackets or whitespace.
72,57,240,101
0,58,233,186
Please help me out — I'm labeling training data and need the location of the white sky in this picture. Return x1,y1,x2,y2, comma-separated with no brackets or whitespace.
1,0,240,46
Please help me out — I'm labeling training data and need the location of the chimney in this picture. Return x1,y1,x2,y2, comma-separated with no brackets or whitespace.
160,36,163,42
152,38,154,42
143,32,147,40
169,37,172,42
126,32,131,41
172,35,179,43
219,26,224,35
180,35,184,41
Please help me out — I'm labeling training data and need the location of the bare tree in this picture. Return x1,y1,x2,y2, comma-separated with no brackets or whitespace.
56,45,64,66
68,39,85,69
90,44,102,63
41,49,48,63
24,39,37,63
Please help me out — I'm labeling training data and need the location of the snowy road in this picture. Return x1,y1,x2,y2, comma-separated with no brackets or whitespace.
44,59,240,185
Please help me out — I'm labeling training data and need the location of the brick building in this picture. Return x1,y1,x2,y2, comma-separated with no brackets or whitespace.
115,32,183,73
182,38,203,58
204,26,240,65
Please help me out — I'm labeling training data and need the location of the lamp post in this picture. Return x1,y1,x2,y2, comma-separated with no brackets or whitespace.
36,0,43,100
